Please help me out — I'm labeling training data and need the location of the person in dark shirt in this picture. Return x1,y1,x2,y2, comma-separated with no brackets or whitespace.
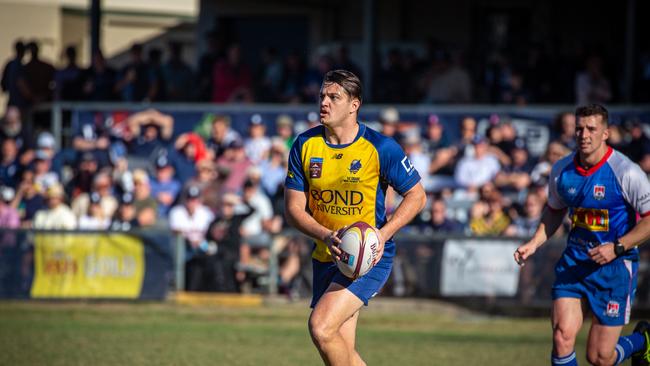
82,50,117,101
54,46,83,101
421,197,463,234
114,43,150,102
1,40,27,109
19,41,55,105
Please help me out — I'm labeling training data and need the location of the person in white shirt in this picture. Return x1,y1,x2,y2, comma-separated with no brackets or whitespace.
169,185,214,250
33,183,76,230
454,136,500,191
243,114,272,165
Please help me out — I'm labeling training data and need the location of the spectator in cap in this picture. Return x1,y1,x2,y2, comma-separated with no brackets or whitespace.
132,169,157,227
217,138,253,194
379,107,400,138
454,135,500,191
0,186,19,229
274,114,295,151
13,170,45,227
170,185,216,291
0,138,22,188
150,154,181,217
206,115,241,160
78,192,110,230
33,183,76,230
244,114,272,165
423,114,451,152
72,112,111,168
71,171,118,220
109,192,137,231
32,149,59,195
204,191,255,292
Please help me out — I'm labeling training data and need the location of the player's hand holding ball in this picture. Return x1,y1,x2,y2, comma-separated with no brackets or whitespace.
334,221,380,279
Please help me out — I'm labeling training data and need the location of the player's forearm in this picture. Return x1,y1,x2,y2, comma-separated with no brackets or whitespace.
618,215,650,250
528,206,566,248
380,183,426,240
285,206,331,243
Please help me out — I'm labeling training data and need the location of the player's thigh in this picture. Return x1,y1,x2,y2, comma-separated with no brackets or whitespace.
310,282,364,334
552,297,584,337
586,314,623,359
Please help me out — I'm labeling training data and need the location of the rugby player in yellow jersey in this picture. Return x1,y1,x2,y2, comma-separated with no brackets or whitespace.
284,70,426,365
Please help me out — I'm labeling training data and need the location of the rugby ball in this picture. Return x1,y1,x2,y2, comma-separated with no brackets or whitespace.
335,221,379,279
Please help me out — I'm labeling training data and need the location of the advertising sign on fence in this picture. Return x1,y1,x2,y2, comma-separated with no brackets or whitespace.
440,239,521,296
31,233,145,298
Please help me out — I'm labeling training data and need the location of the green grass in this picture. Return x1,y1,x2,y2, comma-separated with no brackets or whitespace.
0,300,635,365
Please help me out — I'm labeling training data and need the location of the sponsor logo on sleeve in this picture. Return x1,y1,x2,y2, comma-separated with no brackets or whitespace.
401,156,414,174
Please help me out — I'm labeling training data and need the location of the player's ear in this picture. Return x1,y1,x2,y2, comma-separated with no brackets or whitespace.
350,97,360,114
603,123,610,141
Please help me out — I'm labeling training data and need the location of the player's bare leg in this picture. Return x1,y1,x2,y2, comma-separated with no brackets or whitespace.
339,310,366,366
309,282,364,366
552,298,584,357
586,315,623,366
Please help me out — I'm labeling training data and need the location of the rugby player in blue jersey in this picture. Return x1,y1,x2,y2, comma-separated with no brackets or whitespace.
515,104,650,365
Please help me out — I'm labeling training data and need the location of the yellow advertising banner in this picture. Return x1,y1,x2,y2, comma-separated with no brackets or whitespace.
31,233,145,298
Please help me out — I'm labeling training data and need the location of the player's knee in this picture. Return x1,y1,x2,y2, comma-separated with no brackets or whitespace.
586,347,615,366
552,326,577,352
308,316,335,346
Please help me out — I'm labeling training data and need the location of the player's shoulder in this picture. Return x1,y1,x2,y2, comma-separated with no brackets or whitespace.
291,125,324,149
607,148,645,181
551,151,575,174
361,124,401,152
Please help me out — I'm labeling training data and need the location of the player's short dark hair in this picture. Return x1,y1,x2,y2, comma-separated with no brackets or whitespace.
323,69,363,103
575,104,609,126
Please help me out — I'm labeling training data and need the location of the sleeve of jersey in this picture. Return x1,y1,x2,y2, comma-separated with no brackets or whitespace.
547,161,567,210
621,163,650,217
379,138,421,195
284,138,307,192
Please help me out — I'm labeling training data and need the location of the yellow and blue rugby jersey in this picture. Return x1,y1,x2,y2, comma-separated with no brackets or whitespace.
285,123,421,262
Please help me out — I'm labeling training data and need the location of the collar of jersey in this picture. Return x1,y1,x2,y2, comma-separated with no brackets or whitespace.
323,123,365,149
573,145,613,176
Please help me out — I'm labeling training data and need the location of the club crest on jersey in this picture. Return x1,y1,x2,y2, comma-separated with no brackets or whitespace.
606,300,620,317
310,157,323,178
593,185,605,200
349,160,362,174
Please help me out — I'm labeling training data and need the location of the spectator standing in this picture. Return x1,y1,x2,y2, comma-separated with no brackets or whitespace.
1,40,27,109
212,44,252,103
575,55,612,105
19,41,55,105
114,43,149,102
82,50,117,101
54,46,83,101
162,42,194,101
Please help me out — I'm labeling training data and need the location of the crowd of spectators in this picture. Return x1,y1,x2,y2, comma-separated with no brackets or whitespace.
1,98,649,294
2,36,645,111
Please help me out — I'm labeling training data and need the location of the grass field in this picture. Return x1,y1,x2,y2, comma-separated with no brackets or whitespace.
0,298,636,365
